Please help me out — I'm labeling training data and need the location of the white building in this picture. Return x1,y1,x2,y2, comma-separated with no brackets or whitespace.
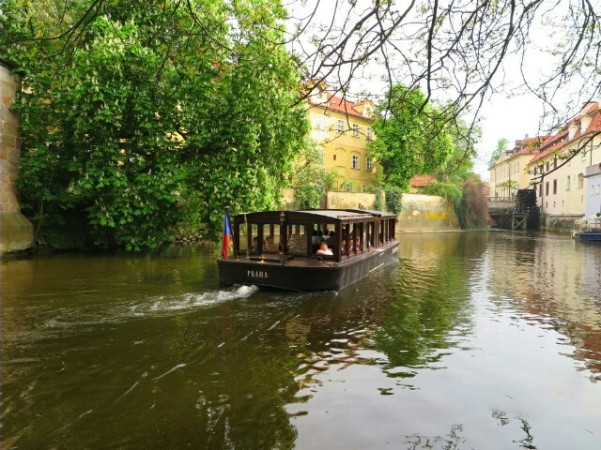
527,102,601,227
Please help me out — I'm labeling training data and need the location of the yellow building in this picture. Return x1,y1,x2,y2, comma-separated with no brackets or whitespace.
306,86,379,192
489,136,545,198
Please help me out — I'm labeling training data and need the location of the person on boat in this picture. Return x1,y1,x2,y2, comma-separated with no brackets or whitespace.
316,241,333,256
354,236,363,252
264,235,276,252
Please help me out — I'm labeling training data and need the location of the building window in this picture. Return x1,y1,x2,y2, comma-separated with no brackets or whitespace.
539,184,542,197
566,175,571,191
367,127,373,140
545,182,549,196
337,120,344,134
366,157,373,172
333,154,337,161
577,173,584,189
352,123,359,137
553,179,557,195
352,154,359,169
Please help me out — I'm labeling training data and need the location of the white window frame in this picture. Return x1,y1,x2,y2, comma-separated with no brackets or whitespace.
337,120,344,134
366,157,373,172
352,123,359,137
352,154,360,169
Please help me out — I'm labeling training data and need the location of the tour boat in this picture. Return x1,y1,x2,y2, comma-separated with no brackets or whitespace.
218,209,399,291
572,216,601,242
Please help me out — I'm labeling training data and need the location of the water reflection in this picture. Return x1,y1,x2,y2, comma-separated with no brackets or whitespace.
485,232,601,379
2,233,601,449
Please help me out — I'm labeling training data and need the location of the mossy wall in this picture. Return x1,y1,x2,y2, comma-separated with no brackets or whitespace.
397,194,460,231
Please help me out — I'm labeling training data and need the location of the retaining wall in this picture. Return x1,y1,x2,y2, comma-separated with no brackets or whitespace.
1,60,33,253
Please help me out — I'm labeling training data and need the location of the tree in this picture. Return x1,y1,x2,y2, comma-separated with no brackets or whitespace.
2,0,308,250
288,142,339,209
489,138,509,167
368,84,454,190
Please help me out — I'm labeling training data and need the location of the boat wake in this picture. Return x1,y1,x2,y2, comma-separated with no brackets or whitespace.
128,284,259,316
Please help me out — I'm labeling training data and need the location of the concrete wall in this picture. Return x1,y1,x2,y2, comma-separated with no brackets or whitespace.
326,191,460,231
397,194,460,231
1,61,34,253
326,191,378,210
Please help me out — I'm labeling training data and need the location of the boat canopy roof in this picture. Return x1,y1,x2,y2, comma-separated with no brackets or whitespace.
232,209,396,224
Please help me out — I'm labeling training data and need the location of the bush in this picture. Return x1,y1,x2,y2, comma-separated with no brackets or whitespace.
385,187,403,214
457,177,489,229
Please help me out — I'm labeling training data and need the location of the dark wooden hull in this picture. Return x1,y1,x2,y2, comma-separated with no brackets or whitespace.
218,241,399,291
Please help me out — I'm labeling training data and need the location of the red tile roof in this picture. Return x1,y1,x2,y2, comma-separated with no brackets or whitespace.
308,93,372,120
529,102,601,165
410,174,436,187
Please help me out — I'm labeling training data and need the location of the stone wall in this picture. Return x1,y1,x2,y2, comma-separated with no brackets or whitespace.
325,191,460,231
397,193,460,231
1,60,33,253
326,191,378,210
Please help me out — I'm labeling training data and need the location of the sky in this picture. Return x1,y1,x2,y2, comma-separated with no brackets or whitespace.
473,94,546,181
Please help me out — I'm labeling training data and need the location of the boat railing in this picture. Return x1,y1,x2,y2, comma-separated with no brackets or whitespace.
574,217,601,232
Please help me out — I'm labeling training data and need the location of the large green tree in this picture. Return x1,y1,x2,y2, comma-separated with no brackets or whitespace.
1,0,308,250
368,84,455,190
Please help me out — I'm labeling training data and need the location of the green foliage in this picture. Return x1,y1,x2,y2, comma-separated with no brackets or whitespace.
435,118,480,182
374,187,384,211
3,0,308,250
489,137,509,167
423,177,488,229
457,176,489,229
288,142,337,209
422,181,463,204
385,187,403,214
369,84,454,190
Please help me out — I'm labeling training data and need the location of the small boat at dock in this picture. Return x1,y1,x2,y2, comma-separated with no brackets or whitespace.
218,209,399,291
572,216,601,242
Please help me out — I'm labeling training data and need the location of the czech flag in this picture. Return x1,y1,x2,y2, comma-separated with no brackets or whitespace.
221,210,233,259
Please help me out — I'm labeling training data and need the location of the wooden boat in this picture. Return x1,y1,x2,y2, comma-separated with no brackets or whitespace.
218,209,399,291
572,216,601,242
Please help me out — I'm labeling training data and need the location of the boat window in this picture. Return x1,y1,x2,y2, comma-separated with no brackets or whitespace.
237,223,248,253
287,224,308,254
249,224,261,254
262,224,280,253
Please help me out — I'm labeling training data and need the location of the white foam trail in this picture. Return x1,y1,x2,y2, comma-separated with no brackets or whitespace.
129,285,259,316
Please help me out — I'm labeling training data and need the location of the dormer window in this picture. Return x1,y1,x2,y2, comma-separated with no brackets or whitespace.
581,115,592,134
568,123,578,140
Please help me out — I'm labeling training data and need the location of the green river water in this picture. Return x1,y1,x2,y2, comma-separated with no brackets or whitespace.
2,231,600,449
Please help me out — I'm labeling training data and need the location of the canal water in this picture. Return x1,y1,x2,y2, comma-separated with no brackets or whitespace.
2,231,600,449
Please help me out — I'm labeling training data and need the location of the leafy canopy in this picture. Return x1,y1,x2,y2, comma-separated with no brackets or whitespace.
2,0,308,250
368,84,455,190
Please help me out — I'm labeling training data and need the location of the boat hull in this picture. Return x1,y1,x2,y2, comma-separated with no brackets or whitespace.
218,241,399,291
573,231,601,242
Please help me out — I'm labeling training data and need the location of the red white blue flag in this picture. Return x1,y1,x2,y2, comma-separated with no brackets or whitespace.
221,210,233,259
